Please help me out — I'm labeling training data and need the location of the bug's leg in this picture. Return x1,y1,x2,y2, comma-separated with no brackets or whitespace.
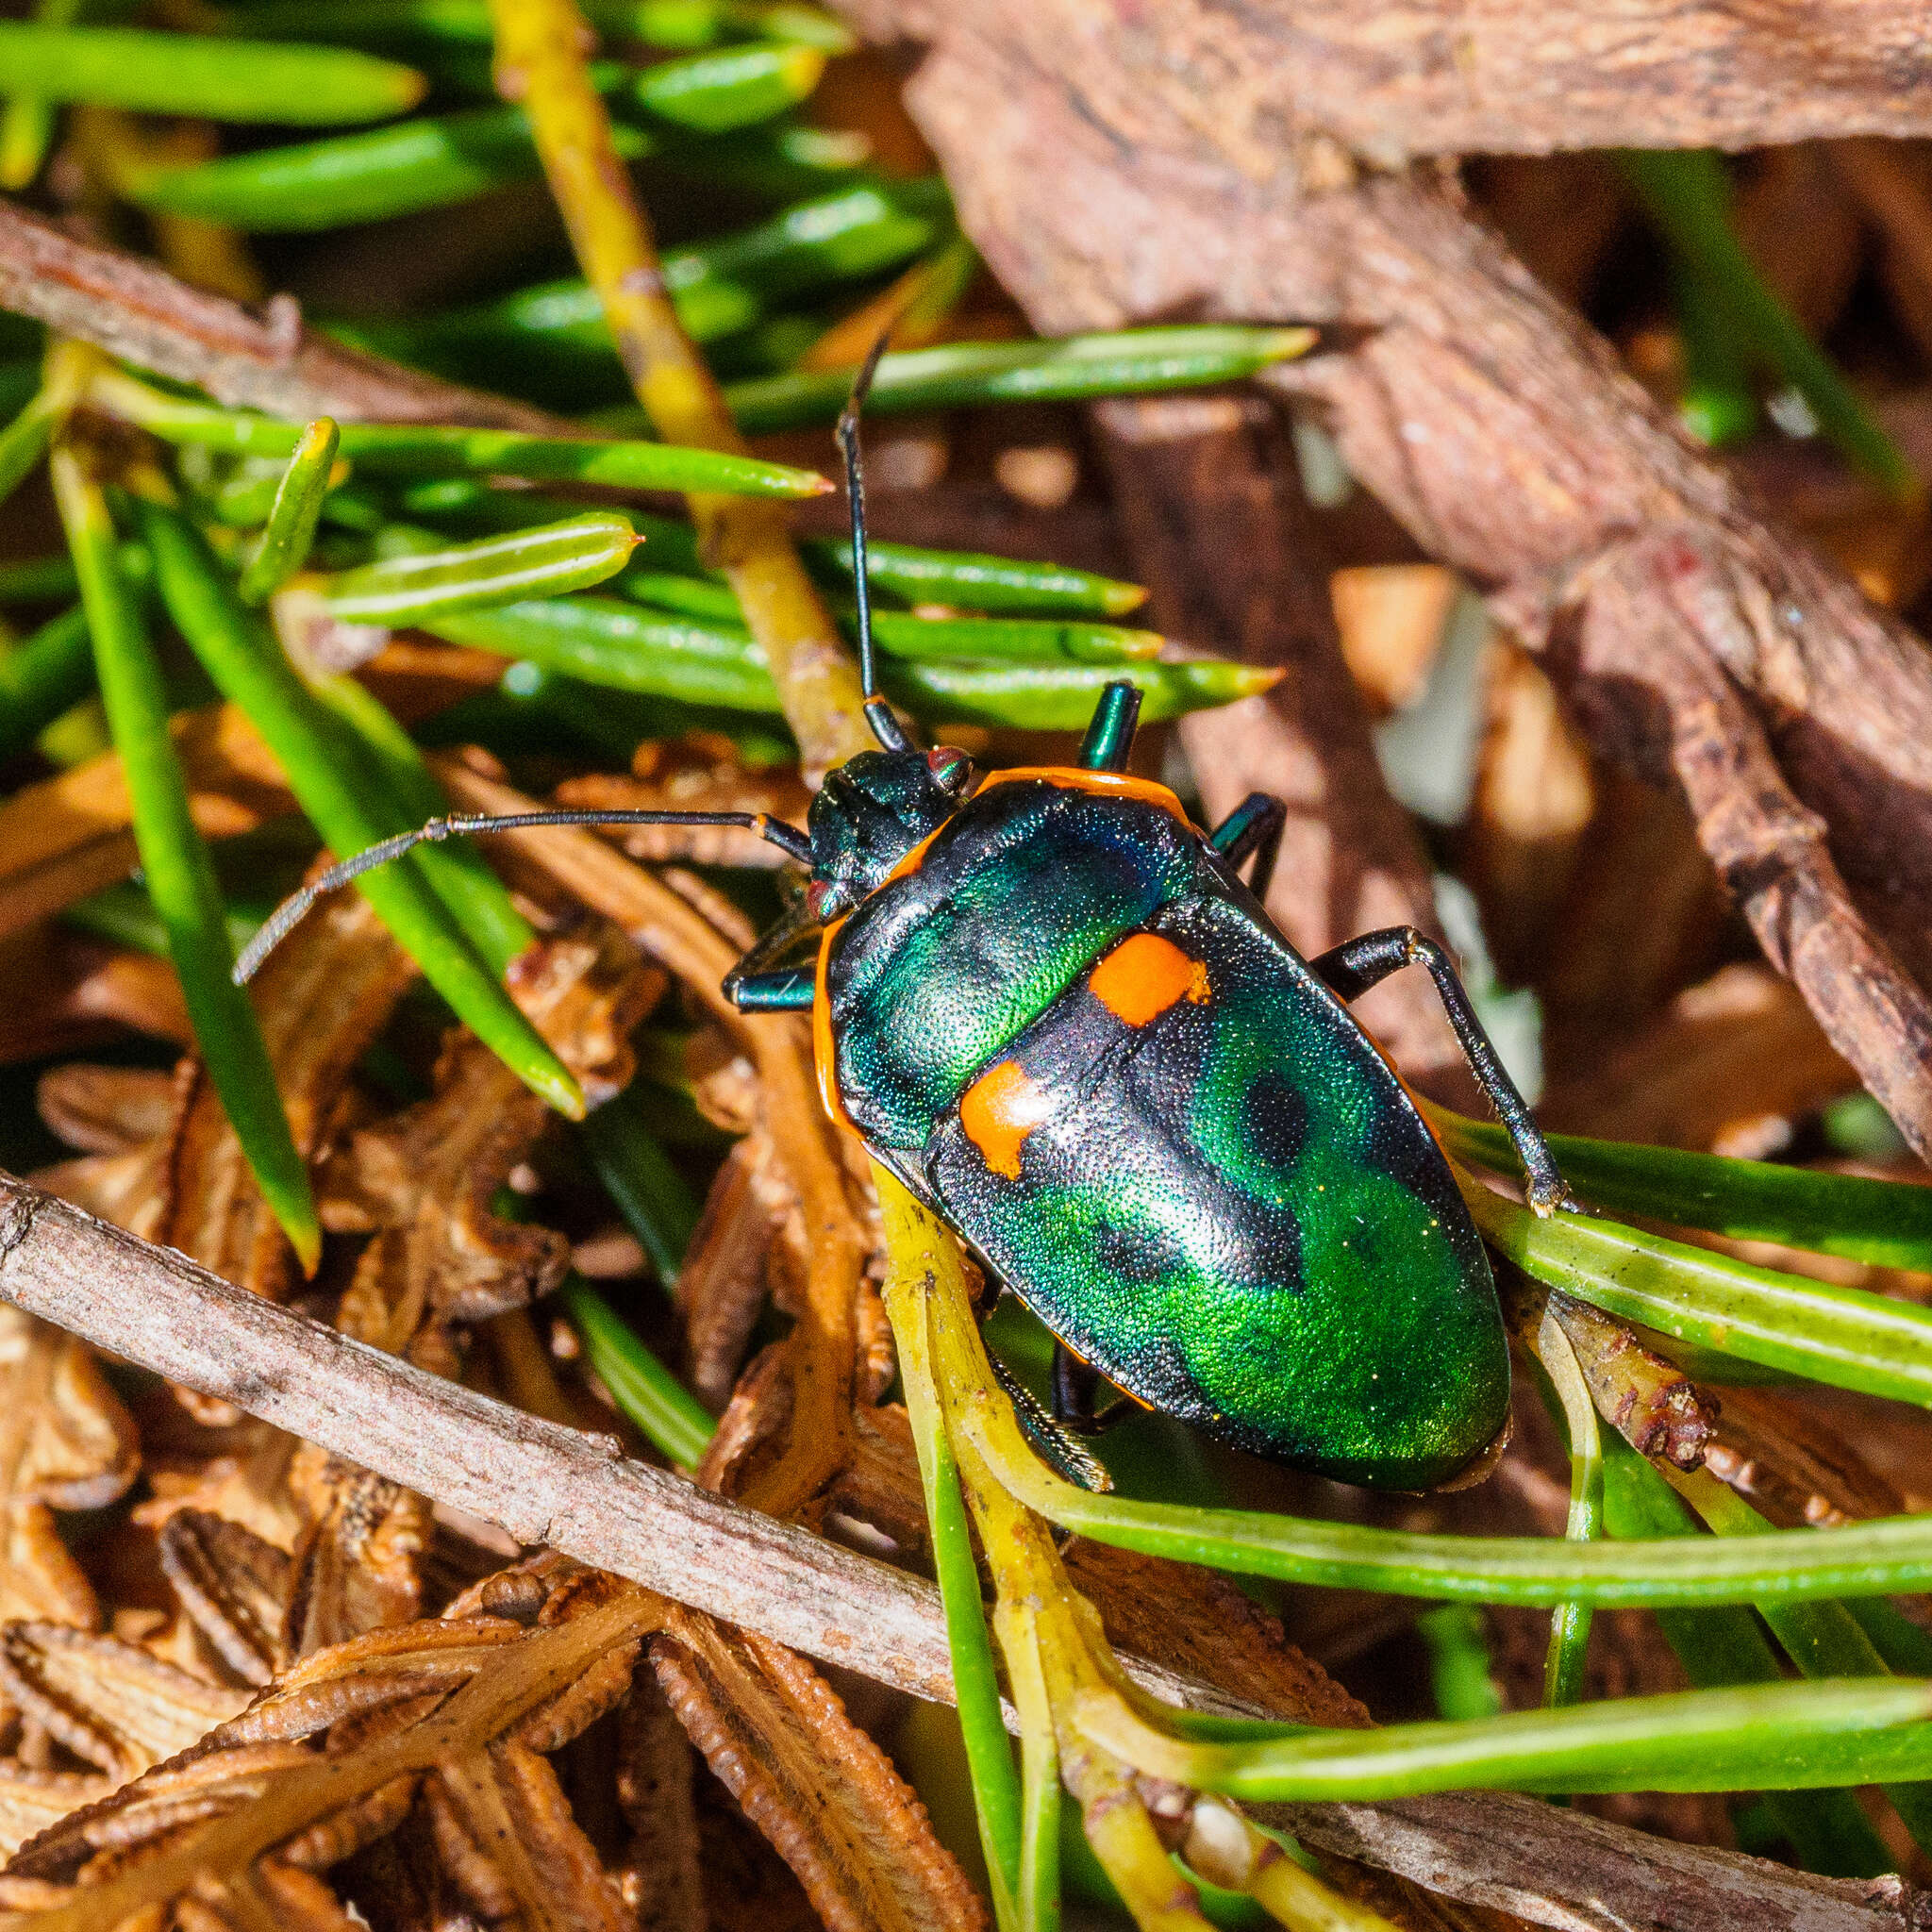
728,968,815,1010
722,896,820,1010
1208,791,1287,899
1052,1342,1133,1437
988,1352,1114,1493
1077,678,1142,773
1311,926,1577,1217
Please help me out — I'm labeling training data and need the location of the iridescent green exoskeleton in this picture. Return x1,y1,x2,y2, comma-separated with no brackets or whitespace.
242,358,1574,1491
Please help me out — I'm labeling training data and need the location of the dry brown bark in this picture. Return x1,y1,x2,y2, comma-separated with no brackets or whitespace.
831,0,1932,1160
0,197,559,427
846,0,1932,165
0,1169,1926,1932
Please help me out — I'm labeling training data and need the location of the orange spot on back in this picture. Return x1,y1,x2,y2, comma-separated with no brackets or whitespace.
1089,932,1210,1027
960,1058,1055,1180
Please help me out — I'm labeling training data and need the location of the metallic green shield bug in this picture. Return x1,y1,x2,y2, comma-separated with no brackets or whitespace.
242,358,1574,1492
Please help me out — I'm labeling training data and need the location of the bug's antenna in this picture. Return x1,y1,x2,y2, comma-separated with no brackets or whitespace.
236,808,813,985
836,326,913,754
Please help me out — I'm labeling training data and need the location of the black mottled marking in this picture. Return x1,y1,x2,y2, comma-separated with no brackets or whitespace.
1088,1214,1184,1288
1241,1068,1309,1178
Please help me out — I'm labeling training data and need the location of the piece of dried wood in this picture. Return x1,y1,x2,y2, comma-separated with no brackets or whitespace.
841,0,1932,165
1267,1793,1924,1932
0,1171,970,1705
0,1172,1924,1930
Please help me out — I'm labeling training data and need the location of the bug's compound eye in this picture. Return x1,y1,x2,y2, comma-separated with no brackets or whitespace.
926,746,972,791
805,878,833,922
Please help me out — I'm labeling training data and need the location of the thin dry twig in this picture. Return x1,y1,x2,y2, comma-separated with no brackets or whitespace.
0,1171,1924,1932
0,196,559,427
0,1170,965,1707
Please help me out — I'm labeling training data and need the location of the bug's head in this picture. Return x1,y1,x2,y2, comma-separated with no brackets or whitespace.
806,745,974,920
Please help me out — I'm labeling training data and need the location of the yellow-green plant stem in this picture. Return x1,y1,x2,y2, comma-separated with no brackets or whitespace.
238,417,338,605
488,0,872,775
879,1167,1024,1930
1522,1302,1602,1708
1073,1676,1932,1802
938,1311,1932,1605
1004,1607,1062,1932
50,439,319,1268
0,345,87,516
0,383,55,513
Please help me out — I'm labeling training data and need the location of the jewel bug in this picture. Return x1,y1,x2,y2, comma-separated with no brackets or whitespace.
244,356,1575,1493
